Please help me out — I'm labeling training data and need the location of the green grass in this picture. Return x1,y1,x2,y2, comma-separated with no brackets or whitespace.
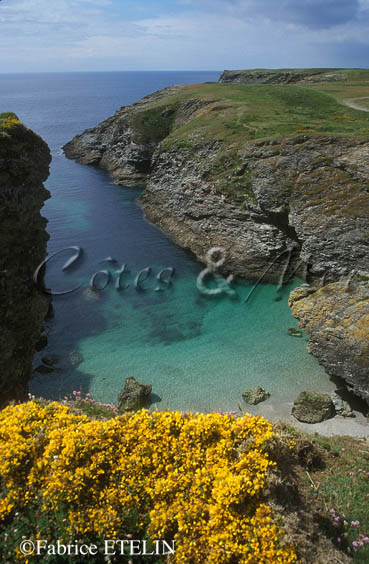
130,104,179,144
123,72,369,200
129,77,369,153
308,435,369,563
63,391,118,419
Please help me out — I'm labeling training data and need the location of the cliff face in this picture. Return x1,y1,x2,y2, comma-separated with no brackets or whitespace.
63,83,369,403
141,135,369,281
218,69,349,84
289,280,369,403
0,115,51,407
63,87,184,187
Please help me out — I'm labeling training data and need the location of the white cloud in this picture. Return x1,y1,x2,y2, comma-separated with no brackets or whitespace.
0,0,368,71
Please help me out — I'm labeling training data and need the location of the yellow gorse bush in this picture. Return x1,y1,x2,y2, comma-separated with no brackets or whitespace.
0,401,297,563
0,116,21,129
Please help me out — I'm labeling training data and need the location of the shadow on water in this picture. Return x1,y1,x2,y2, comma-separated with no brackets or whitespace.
31,286,112,401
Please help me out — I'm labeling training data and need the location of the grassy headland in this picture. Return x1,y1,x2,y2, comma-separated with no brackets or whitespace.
125,70,369,151
116,69,369,201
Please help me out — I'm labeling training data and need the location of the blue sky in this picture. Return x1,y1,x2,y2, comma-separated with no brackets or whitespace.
1,0,369,72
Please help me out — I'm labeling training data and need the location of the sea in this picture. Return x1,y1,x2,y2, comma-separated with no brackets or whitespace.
0,71,333,413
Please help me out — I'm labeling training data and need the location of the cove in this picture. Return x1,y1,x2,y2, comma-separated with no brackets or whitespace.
0,71,332,413
29,158,331,414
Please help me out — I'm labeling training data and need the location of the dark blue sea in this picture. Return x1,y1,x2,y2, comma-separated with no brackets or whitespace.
0,71,332,413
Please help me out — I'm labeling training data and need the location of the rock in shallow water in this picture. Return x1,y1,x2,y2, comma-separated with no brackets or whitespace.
42,354,60,367
288,328,303,338
242,386,270,405
117,376,152,413
69,351,84,366
292,391,335,423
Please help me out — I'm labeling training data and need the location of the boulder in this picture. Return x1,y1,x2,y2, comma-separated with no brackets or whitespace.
242,386,270,405
118,377,152,413
289,281,369,406
42,354,60,367
292,391,335,423
331,391,355,418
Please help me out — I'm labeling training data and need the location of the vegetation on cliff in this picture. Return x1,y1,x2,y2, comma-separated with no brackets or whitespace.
0,112,26,139
64,69,369,200
0,401,297,563
2,398,368,563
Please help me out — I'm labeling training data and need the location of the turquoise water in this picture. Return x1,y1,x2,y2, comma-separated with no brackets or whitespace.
78,279,333,412
0,71,332,412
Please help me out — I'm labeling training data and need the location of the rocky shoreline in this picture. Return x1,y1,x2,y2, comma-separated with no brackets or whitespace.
0,115,51,407
218,68,349,85
63,82,369,409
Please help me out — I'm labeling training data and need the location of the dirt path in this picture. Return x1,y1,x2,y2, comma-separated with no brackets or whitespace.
343,96,369,112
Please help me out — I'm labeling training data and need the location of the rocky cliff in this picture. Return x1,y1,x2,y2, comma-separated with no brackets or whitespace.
63,80,369,404
0,114,51,407
218,68,349,84
289,279,369,404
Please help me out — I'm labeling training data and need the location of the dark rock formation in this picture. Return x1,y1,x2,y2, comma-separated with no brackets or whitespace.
242,386,270,405
117,376,152,413
63,86,187,187
292,391,335,423
218,69,348,85
0,117,51,407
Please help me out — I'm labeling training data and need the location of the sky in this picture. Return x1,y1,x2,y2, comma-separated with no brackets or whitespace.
0,0,369,72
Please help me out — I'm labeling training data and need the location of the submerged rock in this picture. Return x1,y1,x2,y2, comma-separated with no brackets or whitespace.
82,287,101,301
288,328,303,338
292,391,335,423
34,364,55,375
42,354,60,367
117,376,152,413
69,351,84,366
242,386,270,405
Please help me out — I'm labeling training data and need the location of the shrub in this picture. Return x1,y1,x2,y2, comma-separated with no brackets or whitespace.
0,402,297,563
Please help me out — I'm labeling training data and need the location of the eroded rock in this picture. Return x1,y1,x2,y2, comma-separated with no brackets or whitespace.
117,376,152,413
242,386,271,405
292,391,335,423
289,280,369,405
0,118,51,406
